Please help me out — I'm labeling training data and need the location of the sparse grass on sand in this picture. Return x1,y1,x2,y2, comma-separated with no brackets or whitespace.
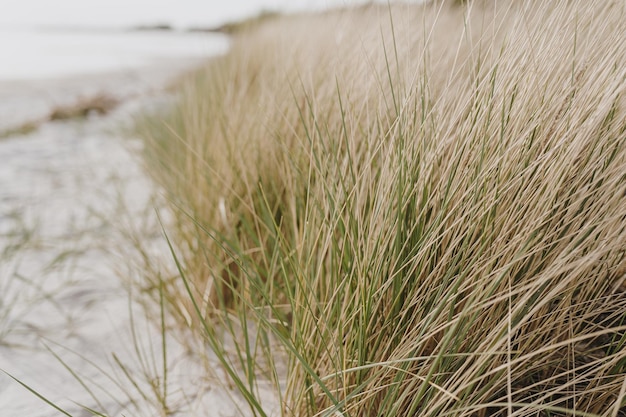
137,1,626,415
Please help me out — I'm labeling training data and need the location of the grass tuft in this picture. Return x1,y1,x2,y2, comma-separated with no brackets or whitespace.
137,1,626,415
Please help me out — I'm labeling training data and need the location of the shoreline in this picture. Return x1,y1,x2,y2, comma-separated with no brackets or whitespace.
0,57,212,137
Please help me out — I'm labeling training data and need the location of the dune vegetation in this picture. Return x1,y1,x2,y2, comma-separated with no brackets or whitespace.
137,1,626,415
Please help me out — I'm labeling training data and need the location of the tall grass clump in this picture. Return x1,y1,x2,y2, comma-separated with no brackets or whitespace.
138,1,626,415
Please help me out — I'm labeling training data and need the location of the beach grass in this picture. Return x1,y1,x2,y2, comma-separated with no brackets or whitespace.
137,0,626,415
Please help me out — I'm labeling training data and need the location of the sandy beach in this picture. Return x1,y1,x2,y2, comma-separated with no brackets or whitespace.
0,40,256,415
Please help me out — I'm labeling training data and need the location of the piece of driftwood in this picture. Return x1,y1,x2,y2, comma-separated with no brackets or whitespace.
0,94,121,139
49,94,119,121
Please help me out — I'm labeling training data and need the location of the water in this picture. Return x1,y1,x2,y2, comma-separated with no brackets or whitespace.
0,28,226,81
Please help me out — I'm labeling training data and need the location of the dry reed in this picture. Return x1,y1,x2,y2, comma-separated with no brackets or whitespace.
138,1,626,415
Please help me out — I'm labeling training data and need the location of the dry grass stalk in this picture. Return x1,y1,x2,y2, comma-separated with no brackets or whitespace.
138,1,626,416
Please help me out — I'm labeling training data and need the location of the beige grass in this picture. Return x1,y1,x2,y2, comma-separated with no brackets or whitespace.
138,1,626,416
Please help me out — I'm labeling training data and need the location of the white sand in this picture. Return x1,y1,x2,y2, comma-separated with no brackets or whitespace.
0,59,276,415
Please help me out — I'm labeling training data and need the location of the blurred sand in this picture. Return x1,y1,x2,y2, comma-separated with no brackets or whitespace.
0,59,204,133
0,55,276,415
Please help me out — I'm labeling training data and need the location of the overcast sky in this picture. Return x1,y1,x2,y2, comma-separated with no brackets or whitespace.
0,0,381,29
